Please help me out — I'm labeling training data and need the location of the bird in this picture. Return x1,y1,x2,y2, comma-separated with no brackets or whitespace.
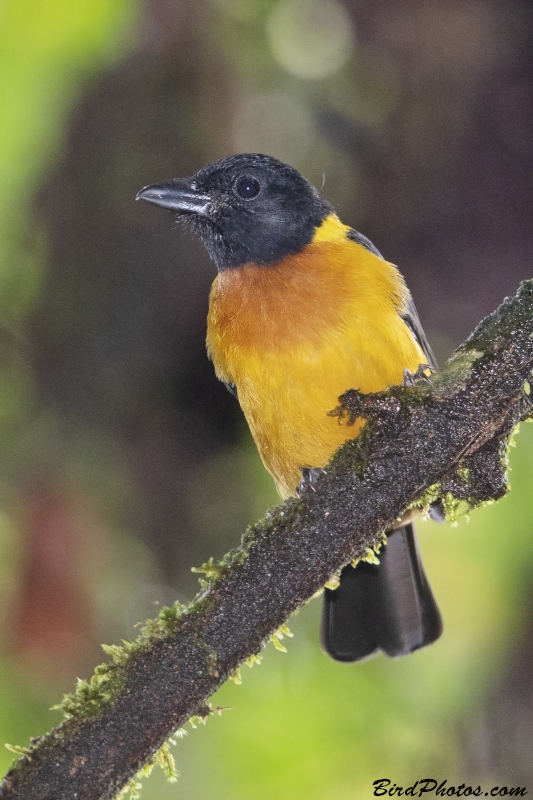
136,153,443,662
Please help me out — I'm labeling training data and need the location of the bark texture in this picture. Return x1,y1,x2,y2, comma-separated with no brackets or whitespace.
2,281,533,800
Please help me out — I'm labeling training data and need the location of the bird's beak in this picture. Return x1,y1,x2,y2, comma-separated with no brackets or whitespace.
136,179,212,216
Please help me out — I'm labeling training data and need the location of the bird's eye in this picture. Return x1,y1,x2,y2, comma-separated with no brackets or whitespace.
235,176,260,199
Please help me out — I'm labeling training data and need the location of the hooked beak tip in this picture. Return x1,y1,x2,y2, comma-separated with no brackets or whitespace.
135,180,212,215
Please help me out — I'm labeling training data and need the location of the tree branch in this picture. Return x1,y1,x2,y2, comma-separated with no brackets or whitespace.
2,281,533,800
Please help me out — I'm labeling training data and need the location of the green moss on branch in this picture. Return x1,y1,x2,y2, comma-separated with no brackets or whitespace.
2,281,533,800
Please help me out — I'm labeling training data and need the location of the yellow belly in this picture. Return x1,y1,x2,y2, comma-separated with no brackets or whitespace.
206,224,426,497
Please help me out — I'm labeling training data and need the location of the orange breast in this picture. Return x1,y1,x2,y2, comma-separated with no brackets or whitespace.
207,224,425,497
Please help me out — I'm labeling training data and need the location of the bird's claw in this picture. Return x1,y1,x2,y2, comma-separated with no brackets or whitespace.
428,500,446,523
296,467,326,497
402,363,434,387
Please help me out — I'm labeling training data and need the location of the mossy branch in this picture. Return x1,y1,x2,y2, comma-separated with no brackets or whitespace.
2,281,533,800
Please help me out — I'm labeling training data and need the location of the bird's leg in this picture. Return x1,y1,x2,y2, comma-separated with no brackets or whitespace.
296,467,326,497
402,363,434,387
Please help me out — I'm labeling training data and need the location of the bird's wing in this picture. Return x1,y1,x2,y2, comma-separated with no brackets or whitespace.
348,228,437,370
401,296,438,370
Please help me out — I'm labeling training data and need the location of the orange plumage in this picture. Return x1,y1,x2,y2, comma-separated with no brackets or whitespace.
137,153,443,661
207,214,426,496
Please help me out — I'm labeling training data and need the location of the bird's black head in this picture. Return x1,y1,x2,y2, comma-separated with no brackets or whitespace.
136,154,332,270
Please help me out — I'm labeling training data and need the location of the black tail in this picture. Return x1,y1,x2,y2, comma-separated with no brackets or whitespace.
321,524,442,662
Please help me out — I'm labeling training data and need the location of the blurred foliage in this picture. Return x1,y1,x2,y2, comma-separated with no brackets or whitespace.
0,0,532,797
0,0,141,774
131,423,533,800
0,0,137,324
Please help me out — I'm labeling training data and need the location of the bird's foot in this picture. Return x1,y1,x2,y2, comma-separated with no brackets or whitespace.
428,500,446,523
296,467,326,497
402,363,434,387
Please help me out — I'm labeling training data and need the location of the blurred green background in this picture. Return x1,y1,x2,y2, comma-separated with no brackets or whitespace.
0,0,532,796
